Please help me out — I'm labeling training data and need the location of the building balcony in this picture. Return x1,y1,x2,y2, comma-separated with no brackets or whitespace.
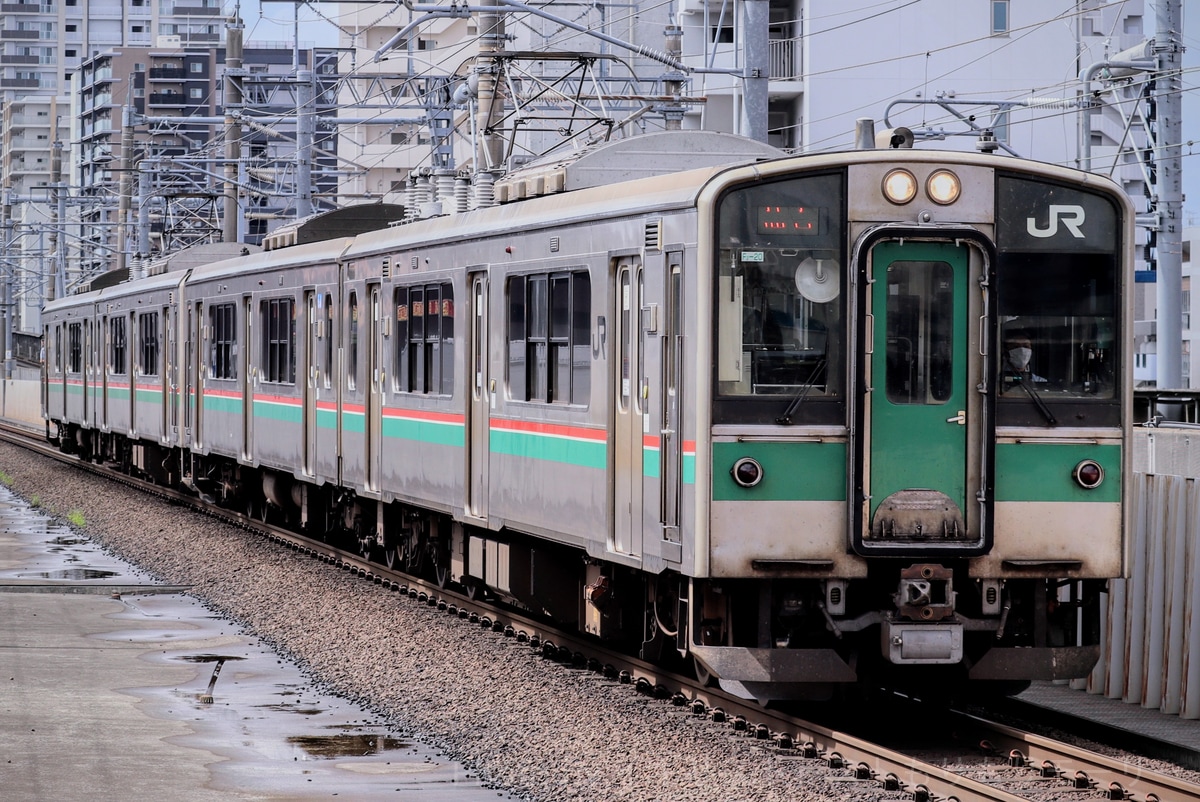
173,4,223,15
1,4,55,12
1,30,42,40
149,67,187,80
148,92,187,106
0,54,39,65
0,78,39,88
769,37,800,81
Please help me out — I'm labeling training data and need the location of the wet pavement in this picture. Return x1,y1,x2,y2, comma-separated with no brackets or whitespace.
0,486,510,800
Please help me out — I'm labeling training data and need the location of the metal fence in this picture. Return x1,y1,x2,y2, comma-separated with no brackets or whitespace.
1081,429,1200,718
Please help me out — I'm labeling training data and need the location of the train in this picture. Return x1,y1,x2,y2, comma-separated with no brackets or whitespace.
43,130,1133,702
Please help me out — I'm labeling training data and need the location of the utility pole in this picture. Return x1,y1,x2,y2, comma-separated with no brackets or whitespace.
474,0,506,203
224,17,244,243
1153,0,1183,389
116,104,136,275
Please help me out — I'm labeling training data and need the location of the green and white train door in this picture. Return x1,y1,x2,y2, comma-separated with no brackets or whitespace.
613,257,644,557
466,272,489,520
861,240,981,549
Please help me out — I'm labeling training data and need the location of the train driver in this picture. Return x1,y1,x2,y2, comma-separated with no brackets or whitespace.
1002,330,1047,387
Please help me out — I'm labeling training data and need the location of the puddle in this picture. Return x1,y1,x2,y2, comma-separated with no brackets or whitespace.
21,568,119,580
175,654,247,664
286,733,411,758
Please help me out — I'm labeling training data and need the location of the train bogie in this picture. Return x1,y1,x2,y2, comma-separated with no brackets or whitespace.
43,132,1133,702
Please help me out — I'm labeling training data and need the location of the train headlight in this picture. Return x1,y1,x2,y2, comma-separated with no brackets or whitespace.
731,457,764,488
1073,459,1104,490
882,169,918,204
926,169,961,204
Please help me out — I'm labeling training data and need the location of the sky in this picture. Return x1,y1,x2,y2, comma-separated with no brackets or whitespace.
1182,1,1199,228
232,1,340,48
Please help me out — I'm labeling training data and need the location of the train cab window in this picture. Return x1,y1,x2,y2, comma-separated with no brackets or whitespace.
507,271,590,405
996,253,1116,401
260,298,295,384
110,317,127,375
208,303,236,380
67,323,82,374
394,283,454,396
138,312,159,376
995,177,1119,425
884,261,954,404
714,171,846,425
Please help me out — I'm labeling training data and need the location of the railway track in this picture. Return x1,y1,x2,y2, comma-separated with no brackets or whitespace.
4,421,1196,802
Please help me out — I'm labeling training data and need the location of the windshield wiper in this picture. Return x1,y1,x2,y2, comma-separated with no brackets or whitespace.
1013,375,1057,426
776,357,827,425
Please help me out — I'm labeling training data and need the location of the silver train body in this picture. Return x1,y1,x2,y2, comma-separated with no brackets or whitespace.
43,136,1133,700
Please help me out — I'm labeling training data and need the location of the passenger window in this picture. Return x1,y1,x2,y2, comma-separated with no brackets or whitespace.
348,292,358,391
507,270,590,404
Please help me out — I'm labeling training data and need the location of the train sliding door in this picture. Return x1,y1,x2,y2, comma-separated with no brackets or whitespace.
859,239,985,551
613,257,644,557
303,291,317,476
366,284,383,493
465,272,489,520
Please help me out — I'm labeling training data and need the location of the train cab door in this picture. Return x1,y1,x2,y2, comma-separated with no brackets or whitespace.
613,257,645,557
465,271,489,520
366,284,383,493
859,239,983,550
303,291,317,476
659,255,684,562
188,301,201,448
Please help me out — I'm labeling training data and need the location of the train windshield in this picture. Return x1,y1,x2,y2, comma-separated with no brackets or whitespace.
713,172,846,425
995,176,1120,420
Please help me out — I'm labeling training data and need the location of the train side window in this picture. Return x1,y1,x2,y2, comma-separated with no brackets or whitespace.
347,292,358,391
208,302,236,380
68,323,82,374
507,276,526,398
394,287,409,392
260,298,295,384
393,281,454,396
139,311,159,376
507,270,590,405
110,317,126,375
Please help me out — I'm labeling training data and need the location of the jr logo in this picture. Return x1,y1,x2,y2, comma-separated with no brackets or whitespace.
1027,204,1086,239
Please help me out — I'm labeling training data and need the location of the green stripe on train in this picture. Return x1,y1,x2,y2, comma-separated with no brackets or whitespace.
712,441,847,501
202,395,242,414
490,428,606,470
994,442,1121,503
253,399,302,424
382,416,464,447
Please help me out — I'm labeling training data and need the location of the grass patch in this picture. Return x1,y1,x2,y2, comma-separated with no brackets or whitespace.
66,510,85,528
29,495,40,508
0,471,11,487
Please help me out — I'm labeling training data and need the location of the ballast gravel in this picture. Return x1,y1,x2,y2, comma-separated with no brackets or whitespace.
0,442,859,802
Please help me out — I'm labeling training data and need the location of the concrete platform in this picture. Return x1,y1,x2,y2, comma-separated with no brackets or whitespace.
0,490,504,801
1018,680,1200,753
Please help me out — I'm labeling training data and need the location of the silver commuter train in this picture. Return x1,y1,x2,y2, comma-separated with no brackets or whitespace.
43,131,1133,701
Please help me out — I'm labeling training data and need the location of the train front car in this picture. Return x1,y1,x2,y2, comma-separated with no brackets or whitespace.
689,151,1132,701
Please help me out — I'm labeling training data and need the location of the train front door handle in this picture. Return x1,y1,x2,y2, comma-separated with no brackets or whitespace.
946,410,966,425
